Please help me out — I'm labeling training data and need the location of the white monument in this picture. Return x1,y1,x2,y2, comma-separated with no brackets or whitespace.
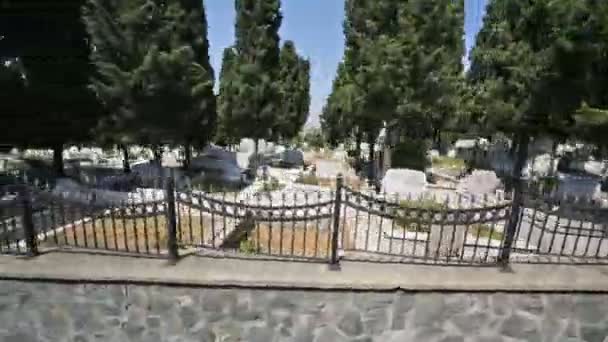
381,168,427,198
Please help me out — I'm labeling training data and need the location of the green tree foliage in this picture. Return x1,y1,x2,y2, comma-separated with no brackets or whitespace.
397,0,465,145
303,127,325,150
0,59,27,150
229,0,283,152
468,0,603,186
321,62,360,147
323,0,465,172
0,0,102,175
216,47,240,147
469,0,596,140
342,0,400,148
84,0,216,168
276,41,311,142
576,104,608,150
572,1,608,154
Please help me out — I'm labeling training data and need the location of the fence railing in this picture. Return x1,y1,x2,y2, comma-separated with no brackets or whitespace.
1,172,607,266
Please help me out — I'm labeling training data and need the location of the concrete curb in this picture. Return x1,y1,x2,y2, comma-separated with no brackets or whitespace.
3,273,608,293
2,252,608,293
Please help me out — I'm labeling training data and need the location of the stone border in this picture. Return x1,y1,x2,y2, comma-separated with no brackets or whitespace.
2,251,608,292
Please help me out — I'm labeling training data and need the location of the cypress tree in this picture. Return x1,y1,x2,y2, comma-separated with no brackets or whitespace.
276,41,310,142
231,0,283,159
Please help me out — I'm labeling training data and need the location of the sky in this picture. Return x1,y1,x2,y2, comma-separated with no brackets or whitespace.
205,0,487,127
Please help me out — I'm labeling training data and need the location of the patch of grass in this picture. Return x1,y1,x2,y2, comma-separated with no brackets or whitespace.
239,239,258,254
468,224,504,241
294,173,361,190
191,178,238,193
39,205,356,258
39,208,220,252
395,198,448,232
399,198,448,211
432,156,466,171
262,177,285,192
530,176,559,195
295,173,320,186
247,221,354,258
39,215,170,252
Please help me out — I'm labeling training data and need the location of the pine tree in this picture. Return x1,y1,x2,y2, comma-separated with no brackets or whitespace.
321,62,361,148
0,0,102,175
84,0,216,169
217,47,240,147
174,0,217,168
276,41,310,142
468,0,599,186
231,0,283,158
324,0,465,172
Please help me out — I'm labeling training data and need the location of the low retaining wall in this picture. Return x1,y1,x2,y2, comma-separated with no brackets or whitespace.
1,280,607,342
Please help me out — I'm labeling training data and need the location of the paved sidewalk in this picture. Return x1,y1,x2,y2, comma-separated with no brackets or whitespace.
1,250,608,291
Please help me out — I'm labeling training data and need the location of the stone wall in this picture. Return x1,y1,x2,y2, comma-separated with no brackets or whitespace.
0,280,607,342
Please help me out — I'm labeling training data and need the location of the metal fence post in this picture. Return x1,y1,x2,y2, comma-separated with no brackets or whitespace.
165,176,179,261
499,136,529,267
330,174,343,268
20,187,38,257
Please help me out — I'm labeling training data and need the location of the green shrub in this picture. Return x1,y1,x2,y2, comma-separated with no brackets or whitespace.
394,198,447,232
399,198,447,210
431,156,466,171
537,177,558,194
469,224,504,241
303,128,325,150
391,138,430,171
262,177,284,192
239,239,258,254
191,178,235,193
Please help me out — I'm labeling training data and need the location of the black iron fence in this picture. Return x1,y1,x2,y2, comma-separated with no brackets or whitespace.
338,185,513,264
1,172,607,266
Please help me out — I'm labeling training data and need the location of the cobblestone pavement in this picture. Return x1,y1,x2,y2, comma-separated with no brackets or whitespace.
1,280,607,342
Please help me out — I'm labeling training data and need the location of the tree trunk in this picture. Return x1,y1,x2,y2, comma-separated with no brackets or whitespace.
602,146,608,175
368,136,375,183
52,143,64,177
153,145,162,166
355,132,362,160
504,141,519,193
120,144,131,174
183,143,192,170
354,132,362,174
432,128,441,151
508,135,530,194
253,139,260,172
549,141,558,177
509,136,518,158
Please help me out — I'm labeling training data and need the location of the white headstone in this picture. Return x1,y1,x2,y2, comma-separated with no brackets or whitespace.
236,152,252,169
584,161,605,176
275,145,286,154
527,153,555,177
381,169,427,197
239,139,256,153
455,139,477,149
458,170,502,195
315,160,342,179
